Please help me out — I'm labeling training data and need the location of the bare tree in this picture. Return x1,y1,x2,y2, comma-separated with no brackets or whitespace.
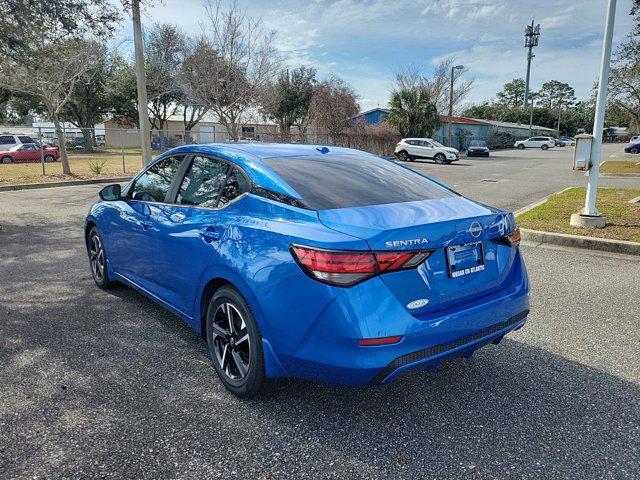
610,36,640,132
200,0,281,140
309,75,359,140
178,38,219,141
396,60,473,115
145,24,187,139
0,39,101,173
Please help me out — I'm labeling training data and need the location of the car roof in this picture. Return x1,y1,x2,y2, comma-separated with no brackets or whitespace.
152,143,381,199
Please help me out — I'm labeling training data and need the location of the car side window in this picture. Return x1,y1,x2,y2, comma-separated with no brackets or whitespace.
130,156,184,203
219,167,250,207
420,140,433,147
176,155,228,208
406,140,417,145
18,136,35,144
0,136,14,144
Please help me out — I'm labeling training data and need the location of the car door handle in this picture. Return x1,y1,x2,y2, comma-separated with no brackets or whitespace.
200,226,220,242
141,220,153,230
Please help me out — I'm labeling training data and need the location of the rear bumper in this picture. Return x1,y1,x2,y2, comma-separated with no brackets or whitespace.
259,250,530,387
370,309,528,384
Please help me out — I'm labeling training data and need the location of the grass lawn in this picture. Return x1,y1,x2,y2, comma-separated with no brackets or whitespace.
517,187,640,243
600,160,640,175
0,149,164,186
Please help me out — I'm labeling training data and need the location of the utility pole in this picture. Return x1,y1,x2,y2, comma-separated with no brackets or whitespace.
448,65,464,148
132,0,152,165
570,0,617,228
523,20,540,108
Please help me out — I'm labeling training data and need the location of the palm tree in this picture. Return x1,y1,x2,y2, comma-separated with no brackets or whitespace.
386,86,440,137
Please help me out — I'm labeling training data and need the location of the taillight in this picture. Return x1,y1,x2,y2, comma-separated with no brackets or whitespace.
500,227,521,247
290,245,432,287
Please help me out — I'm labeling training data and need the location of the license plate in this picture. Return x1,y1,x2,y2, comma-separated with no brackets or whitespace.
446,242,485,278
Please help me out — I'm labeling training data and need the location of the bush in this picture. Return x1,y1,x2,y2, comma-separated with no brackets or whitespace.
88,158,108,175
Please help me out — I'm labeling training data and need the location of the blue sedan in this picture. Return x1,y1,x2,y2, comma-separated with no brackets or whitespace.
624,142,639,154
85,144,530,397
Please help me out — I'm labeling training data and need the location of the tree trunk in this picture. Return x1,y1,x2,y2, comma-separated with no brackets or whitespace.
51,112,71,175
80,127,94,153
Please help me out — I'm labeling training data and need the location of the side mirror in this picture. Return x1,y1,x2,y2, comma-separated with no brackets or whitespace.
99,184,122,201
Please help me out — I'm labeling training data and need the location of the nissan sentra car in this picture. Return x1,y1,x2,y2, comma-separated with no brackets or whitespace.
84,143,530,397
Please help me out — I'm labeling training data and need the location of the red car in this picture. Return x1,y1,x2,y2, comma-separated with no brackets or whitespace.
0,143,60,164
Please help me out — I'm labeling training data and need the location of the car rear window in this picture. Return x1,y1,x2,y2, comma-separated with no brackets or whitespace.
260,154,455,210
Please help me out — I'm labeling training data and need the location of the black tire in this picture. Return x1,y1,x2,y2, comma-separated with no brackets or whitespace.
1,155,12,164
396,150,409,161
630,147,639,154
434,153,446,164
44,154,56,162
87,227,114,289
541,144,549,150
206,286,270,398
517,144,525,150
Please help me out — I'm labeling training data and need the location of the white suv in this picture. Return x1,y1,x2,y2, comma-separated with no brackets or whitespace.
514,136,555,150
394,138,460,164
0,133,39,152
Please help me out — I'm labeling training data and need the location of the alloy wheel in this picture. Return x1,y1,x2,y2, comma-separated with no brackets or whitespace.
210,303,251,381
89,233,105,283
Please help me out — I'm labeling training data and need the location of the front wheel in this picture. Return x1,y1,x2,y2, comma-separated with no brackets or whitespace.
206,286,270,398
434,153,446,164
541,144,549,150
87,227,114,289
1,156,12,164
630,147,639,154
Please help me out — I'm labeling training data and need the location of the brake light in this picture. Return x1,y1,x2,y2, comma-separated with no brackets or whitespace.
500,227,521,247
290,245,432,287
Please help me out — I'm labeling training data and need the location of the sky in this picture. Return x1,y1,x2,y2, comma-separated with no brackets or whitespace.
118,0,636,112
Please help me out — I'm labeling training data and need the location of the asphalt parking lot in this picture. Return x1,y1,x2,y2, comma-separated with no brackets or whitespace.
1,147,639,479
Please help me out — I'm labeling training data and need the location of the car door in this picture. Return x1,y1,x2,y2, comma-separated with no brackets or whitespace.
151,155,251,317
12,145,32,162
108,155,186,291
403,140,419,157
22,144,39,162
418,140,435,158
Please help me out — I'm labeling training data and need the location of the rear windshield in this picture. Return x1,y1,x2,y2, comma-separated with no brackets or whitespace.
260,154,455,210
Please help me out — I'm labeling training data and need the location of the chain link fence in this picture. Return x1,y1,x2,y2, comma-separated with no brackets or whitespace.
0,125,399,182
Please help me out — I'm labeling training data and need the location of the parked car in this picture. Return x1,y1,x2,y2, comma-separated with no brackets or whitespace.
558,136,575,146
628,134,639,145
0,143,60,164
467,140,490,157
395,138,460,164
514,137,555,150
85,144,530,397
553,138,566,147
0,133,39,152
624,140,640,154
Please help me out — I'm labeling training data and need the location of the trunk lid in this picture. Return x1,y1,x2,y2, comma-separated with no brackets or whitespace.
317,197,516,314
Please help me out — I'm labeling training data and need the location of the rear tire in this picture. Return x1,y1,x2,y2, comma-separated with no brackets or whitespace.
1,156,12,164
206,286,271,398
541,144,549,150
396,150,409,161
44,154,56,162
434,153,446,164
517,144,525,150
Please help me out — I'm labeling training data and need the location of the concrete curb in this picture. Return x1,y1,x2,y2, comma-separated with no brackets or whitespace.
521,228,640,256
599,173,640,178
513,187,573,217
0,177,131,192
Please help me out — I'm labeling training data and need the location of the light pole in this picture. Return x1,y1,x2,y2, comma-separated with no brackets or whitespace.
132,0,152,165
448,65,464,148
570,0,617,228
